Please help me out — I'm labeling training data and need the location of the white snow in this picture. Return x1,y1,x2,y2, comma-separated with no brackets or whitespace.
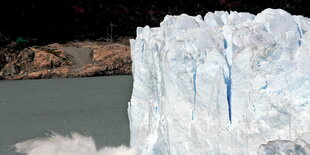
129,8,310,155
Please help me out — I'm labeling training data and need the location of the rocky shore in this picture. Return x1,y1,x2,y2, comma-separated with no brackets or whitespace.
0,40,132,80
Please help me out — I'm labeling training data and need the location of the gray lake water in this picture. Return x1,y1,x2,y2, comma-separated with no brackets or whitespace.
0,76,133,155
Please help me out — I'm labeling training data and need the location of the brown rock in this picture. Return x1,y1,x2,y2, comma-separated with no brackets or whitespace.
1,41,132,80
0,52,6,69
7,74,25,80
78,65,103,77
28,69,50,79
92,43,130,62
1,62,20,76
47,43,62,48
50,67,70,78
30,47,63,68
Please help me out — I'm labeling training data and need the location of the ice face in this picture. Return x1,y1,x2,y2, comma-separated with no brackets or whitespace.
129,8,310,155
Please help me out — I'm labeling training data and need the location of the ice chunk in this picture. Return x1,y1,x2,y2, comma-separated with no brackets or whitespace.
129,8,310,155
257,137,310,155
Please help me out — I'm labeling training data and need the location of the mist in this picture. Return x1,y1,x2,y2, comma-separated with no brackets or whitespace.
15,132,136,155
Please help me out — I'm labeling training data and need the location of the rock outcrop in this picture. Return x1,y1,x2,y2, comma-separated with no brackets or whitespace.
0,41,131,80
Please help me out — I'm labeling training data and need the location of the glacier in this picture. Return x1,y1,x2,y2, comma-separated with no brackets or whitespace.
129,8,310,155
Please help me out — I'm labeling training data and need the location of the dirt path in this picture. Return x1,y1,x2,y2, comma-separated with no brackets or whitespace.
61,47,92,66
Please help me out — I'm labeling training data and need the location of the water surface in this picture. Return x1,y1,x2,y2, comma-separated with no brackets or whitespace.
0,76,133,155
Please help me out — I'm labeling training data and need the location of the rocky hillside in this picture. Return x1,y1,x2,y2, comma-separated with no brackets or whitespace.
0,41,131,80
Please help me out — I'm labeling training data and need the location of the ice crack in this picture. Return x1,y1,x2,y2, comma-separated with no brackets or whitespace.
224,57,232,124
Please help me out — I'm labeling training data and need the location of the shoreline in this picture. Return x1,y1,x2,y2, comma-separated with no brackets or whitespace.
0,39,132,80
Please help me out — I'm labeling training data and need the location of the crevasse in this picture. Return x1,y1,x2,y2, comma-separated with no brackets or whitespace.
129,8,310,155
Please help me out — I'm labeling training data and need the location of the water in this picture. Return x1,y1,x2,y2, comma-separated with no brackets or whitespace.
0,76,133,155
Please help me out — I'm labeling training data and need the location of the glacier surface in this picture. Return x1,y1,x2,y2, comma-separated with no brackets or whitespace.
129,8,310,155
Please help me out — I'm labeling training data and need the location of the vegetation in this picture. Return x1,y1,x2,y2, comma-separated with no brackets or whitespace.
0,0,309,45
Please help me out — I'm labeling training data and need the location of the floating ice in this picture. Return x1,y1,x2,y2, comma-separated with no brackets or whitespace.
129,8,310,154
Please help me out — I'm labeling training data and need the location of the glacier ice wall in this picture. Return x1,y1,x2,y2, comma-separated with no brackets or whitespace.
129,8,310,155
